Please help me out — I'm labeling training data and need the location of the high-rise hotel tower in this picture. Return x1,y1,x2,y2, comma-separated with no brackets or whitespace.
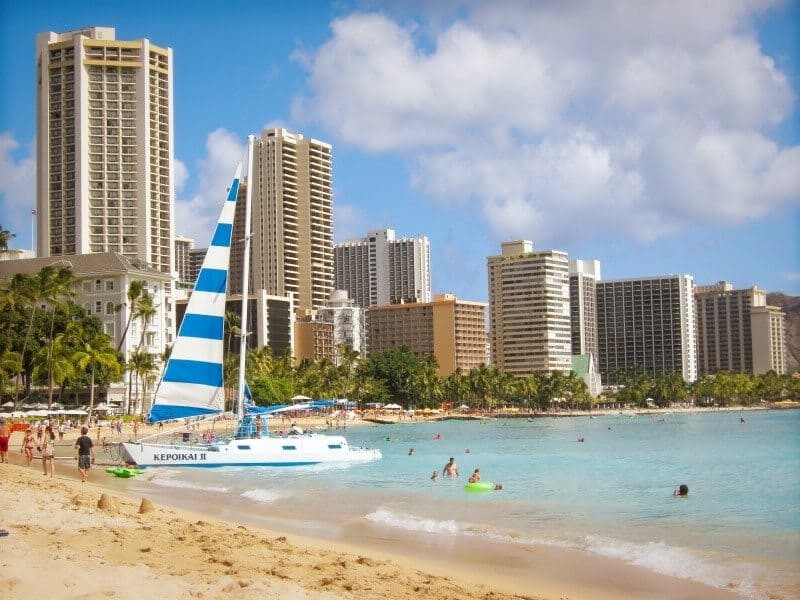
334,228,431,308
487,241,572,376
597,275,697,384
36,27,174,279
230,128,333,311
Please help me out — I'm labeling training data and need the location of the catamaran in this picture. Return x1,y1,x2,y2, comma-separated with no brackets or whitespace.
121,135,381,467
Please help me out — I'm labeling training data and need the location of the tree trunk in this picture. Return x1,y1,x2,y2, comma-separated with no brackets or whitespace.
89,366,96,414
14,306,38,408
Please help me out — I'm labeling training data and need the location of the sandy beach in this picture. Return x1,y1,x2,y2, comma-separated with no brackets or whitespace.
0,431,747,600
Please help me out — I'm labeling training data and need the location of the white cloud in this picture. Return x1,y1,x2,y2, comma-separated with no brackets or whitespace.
333,203,369,243
173,158,189,194
0,132,35,245
174,129,246,245
293,3,799,244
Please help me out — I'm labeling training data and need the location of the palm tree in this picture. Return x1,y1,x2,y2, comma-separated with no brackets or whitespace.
16,266,74,406
73,333,122,415
117,280,146,352
0,351,22,397
516,376,538,411
335,343,360,399
0,273,32,404
32,334,74,409
126,291,156,412
128,350,156,416
224,311,242,356
0,225,14,251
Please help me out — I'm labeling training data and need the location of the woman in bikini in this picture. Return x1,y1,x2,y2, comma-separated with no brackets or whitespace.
21,429,35,467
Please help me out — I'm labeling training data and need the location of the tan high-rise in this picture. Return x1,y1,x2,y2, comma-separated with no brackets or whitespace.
488,241,572,376
36,27,174,280
366,294,487,376
696,282,787,375
230,128,333,311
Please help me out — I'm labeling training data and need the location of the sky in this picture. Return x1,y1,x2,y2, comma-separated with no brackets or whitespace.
1,0,798,301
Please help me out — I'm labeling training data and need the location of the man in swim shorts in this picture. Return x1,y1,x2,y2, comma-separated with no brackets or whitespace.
0,418,10,463
74,426,95,482
443,457,459,476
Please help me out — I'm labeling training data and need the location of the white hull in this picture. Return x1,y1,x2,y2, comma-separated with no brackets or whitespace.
121,434,381,468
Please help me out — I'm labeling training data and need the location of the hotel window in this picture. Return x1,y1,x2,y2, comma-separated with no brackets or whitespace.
105,302,115,315
105,280,115,291
95,301,102,314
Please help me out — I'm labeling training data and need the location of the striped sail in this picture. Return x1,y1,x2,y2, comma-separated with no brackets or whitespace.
148,164,242,422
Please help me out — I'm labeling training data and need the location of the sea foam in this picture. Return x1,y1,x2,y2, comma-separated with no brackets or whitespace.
364,507,764,599
241,489,284,503
148,475,229,494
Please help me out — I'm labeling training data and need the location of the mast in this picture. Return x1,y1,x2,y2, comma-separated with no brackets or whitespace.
236,134,255,419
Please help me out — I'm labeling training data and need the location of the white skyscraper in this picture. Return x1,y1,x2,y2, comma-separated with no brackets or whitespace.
334,228,431,308
569,259,601,363
36,27,174,280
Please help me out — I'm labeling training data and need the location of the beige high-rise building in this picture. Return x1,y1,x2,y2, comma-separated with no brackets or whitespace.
230,129,333,311
366,294,487,376
36,27,174,281
488,241,572,376
294,311,335,364
750,305,786,375
696,282,787,375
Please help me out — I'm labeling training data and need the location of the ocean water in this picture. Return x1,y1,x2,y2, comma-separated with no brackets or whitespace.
125,410,800,599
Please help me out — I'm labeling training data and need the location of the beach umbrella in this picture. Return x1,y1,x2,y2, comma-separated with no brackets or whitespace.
384,403,402,410
291,394,312,402
11,411,26,418
66,409,88,415
458,404,470,410
1,401,14,408
0,412,10,418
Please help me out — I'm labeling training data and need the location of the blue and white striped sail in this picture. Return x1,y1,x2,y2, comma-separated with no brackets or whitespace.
148,164,242,422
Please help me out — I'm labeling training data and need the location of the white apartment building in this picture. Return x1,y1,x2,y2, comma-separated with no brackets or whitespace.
334,228,431,308
36,27,175,287
0,253,173,408
487,241,572,376
316,290,365,364
174,235,194,284
230,129,333,311
597,275,697,384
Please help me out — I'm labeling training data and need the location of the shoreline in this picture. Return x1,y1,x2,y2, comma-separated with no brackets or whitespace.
1,454,744,600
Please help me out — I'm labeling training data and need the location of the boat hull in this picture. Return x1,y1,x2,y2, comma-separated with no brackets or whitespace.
121,434,381,467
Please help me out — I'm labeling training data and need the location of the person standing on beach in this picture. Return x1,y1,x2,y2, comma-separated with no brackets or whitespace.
443,457,459,476
0,418,10,463
40,426,55,477
74,426,95,482
21,429,35,466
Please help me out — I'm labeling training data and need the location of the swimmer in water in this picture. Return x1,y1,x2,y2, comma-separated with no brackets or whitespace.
431,470,439,481
673,484,689,497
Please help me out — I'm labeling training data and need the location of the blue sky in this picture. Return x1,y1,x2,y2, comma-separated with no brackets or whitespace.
1,0,798,301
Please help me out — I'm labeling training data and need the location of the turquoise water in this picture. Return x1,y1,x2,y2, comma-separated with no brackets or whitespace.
129,410,800,598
